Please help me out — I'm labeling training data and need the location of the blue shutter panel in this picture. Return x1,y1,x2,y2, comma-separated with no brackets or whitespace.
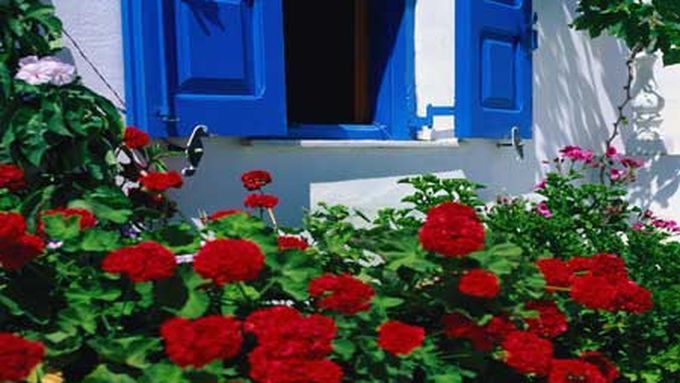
455,0,533,139
171,0,287,137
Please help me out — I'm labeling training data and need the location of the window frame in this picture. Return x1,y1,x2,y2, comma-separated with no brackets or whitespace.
121,0,416,140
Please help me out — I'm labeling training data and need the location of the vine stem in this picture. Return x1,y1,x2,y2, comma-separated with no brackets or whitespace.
599,44,644,183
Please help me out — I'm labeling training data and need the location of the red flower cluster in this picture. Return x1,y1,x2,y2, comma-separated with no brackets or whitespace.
524,300,568,339
501,331,554,376
537,253,652,313
123,126,150,149
0,164,26,191
244,193,279,209
161,315,242,368
443,313,516,352
0,212,45,270
377,320,425,356
102,241,176,282
39,207,97,234
548,359,607,383
419,202,485,258
241,170,272,191
458,269,500,298
245,306,342,383
277,235,309,251
194,239,265,286
581,351,620,382
308,274,374,315
140,171,183,192
205,209,243,222
0,333,45,382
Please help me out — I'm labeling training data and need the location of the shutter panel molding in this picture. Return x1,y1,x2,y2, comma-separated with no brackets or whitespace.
122,0,288,137
455,0,534,139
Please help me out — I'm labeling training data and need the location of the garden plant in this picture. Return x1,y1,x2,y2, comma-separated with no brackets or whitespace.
1,0,680,382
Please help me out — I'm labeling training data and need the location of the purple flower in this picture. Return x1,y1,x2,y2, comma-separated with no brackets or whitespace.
15,55,76,86
537,201,553,218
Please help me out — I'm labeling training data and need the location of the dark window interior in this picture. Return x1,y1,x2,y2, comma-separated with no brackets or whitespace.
283,0,381,125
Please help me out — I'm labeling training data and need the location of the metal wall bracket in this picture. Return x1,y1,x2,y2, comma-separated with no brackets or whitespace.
166,125,209,177
410,103,456,129
497,126,524,160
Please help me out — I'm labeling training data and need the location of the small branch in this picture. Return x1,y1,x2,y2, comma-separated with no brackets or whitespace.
600,45,644,183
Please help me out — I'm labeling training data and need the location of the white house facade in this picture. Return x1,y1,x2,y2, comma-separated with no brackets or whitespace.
52,0,680,225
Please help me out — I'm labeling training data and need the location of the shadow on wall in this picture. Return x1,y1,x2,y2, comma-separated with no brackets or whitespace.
533,0,679,214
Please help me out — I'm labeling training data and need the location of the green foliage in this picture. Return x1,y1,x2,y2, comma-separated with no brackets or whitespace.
573,0,680,65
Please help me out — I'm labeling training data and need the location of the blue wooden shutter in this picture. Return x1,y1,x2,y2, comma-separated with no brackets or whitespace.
455,0,533,139
122,0,288,137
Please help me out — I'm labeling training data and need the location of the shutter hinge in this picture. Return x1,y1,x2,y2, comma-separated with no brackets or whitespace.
157,108,179,123
531,12,539,51
411,103,456,129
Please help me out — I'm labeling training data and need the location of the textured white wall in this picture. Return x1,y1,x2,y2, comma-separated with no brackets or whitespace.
51,0,680,224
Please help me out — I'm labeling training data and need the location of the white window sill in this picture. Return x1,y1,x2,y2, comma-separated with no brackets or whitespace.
242,139,460,149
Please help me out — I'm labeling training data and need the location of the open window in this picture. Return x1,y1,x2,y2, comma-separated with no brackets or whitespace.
122,0,414,139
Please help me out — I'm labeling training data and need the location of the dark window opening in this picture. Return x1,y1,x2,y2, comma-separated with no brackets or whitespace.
283,0,403,125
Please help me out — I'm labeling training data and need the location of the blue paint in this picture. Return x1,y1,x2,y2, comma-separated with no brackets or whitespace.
455,0,534,139
122,0,415,140
122,0,288,137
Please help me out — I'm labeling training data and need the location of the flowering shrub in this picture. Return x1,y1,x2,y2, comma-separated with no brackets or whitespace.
1,3,678,382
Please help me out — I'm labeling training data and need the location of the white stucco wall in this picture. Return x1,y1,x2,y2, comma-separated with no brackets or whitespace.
51,0,680,225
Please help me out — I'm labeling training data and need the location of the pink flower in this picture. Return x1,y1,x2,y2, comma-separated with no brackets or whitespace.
609,168,624,181
534,179,547,191
560,145,594,163
537,201,552,218
631,223,644,231
15,56,76,86
606,146,622,161
621,156,645,169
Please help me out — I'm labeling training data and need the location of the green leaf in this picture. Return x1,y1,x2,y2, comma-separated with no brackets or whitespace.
333,339,356,360
87,336,161,369
80,229,121,252
42,214,81,240
82,365,137,383
139,363,188,383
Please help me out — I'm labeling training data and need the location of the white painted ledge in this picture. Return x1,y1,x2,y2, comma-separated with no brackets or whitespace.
242,139,460,149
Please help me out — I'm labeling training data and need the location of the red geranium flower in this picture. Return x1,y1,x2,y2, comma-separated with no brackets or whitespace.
308,273,374,315
0,164,27,191
586,253,628,283
277,235,309,251
194,239,265,286
245,306,339,383
537,258,572,291
419,202,485,257
580,351,620,382
377,320,425,356
615,280,653,314
570,275,618,311
244,193,279,209
0,212,27,244
524,300,569,339
123,126,150,149
484,315,518,344
502,331,554,376
0,333,45,382
140,171,184,192
102,241,177,282
39,207,97,234
548,359,607,383
205,209,243,222
241,170,272,191
0,234,45,271
442,312,494,351
458,269,501,298
161,315,243,368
